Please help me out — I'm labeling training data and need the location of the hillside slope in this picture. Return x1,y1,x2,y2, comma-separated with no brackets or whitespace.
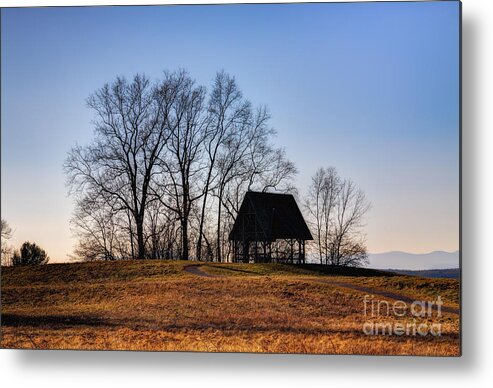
1,260,460,355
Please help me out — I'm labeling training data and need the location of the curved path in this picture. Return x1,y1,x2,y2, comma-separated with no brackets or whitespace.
183,265,220,278
184,265,460,315
306,278,460,315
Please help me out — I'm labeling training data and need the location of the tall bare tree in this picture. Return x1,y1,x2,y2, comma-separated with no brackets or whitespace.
196,71,251,261
305,167,340,264
305,168,370,267
331,179,371,266
65,74,172,259
152,71,208,260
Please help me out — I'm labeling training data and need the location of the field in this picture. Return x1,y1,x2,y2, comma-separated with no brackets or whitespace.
0,260,460,355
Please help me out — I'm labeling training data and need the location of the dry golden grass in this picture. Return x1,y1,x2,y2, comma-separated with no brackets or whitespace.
202,263,460,309
0,261,460,355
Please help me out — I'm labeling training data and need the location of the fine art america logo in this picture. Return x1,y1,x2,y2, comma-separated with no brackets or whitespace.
363,295,443,337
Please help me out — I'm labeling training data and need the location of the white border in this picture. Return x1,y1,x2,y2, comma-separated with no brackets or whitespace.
2,0,492,387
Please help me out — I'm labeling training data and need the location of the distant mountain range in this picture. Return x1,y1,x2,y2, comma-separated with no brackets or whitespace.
368,250,459,271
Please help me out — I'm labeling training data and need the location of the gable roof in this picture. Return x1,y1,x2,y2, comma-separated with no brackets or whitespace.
228,191,313,242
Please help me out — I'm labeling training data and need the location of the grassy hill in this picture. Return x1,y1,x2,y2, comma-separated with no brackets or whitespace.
0,260,460,355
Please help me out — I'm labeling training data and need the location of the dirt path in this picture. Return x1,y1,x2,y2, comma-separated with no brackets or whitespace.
306,278,460,315
183,265,220,278
184,265,460,315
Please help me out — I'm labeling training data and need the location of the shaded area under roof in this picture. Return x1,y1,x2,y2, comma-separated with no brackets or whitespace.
229,191,313,242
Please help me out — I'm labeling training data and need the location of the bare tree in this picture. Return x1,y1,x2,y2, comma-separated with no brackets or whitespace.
1,219,14,266
71,195,125,261
305,167,340,264
255,148,298,194
196,71,251,261
331,179,371,266
152,71,208,260
65,74,171,259
305,168,370,267
145,199,180,260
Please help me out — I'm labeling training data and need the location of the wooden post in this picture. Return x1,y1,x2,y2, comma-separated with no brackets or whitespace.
243,240,249,263
298,239,302,264
301,240,305,264
290,239,294,264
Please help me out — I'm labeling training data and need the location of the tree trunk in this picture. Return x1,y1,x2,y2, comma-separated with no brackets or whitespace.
181,179,190,260
196,190,209,261
216,200,222,263
127,212,135,259
181,218,189,260
136,215,145,259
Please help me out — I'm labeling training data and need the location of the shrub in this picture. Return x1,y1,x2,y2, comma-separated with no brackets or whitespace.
12,242,49,266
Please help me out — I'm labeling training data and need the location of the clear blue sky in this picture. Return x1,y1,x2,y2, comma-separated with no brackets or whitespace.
1,2,460,261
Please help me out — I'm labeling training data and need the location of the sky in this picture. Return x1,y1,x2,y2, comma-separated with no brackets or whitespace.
1,2,460,262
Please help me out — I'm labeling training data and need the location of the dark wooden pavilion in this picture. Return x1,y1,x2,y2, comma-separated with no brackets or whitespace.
228,191,313,264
